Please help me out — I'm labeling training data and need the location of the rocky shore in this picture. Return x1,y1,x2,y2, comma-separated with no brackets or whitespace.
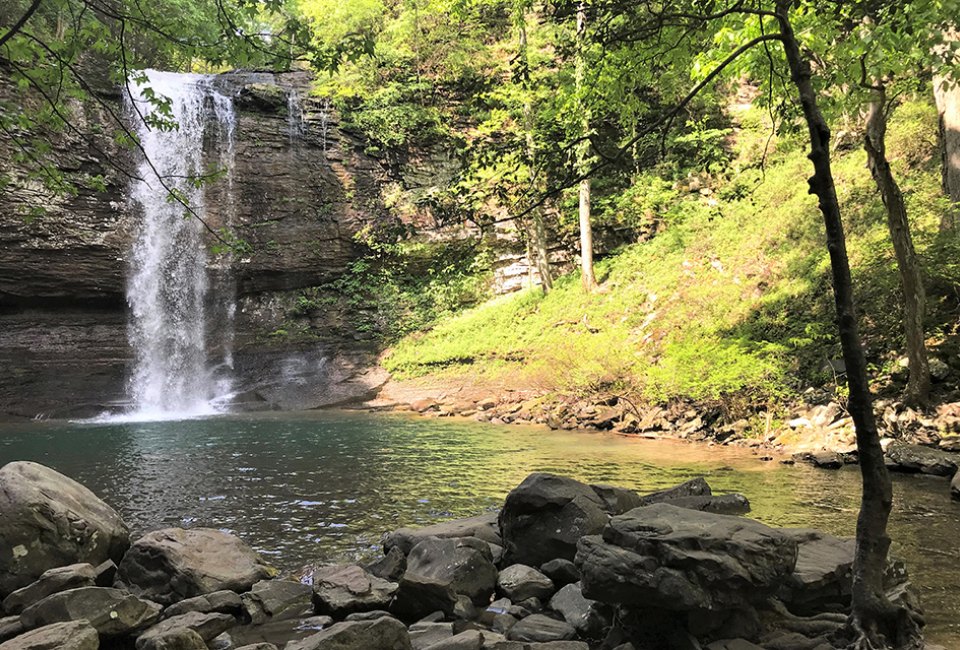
361,387,960,503
0,460,948,650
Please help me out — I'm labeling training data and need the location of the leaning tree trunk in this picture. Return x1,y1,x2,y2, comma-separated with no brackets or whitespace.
774,3,921,648
864,96,931,408
575,0,597,292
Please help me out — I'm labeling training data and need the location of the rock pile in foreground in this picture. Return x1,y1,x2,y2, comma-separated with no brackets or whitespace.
0,462,939,650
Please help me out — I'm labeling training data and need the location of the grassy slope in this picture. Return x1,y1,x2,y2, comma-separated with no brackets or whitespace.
383,100,960,410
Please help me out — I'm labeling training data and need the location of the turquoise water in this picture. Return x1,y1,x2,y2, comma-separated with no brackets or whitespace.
0,410,956,643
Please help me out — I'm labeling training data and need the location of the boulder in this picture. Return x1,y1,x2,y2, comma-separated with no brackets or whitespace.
0,462,130,596
505,615,575,643
539,560,578,589
225,615,332,648
577,504,797,612
884,441,958,477
285,617,411,650
390,575,457,622
548,584,602,635
311,564,397,617
408,621,453,650
0,621,99,650
20,587,162,637
589,485,643,515
421,630,484,650
0,617,23,643
242,580,312,623
366,547,407,583
405,538,497,605
137,628,207,650
777,530,854,614
499,474,608,567
806,452,843,470
117,528,276,605
383,514,501,555
136,612,235,649
660,494,751,516
636,478,712,506
497,566,554,602
3,565,97,615
163,590,244,618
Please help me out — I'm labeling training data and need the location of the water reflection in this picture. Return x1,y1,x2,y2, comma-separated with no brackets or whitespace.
0,411,956,643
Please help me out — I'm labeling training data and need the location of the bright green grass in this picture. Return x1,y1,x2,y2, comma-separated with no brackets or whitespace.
385,100,955,406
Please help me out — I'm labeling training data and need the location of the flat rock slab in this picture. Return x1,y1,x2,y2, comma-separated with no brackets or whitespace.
117,528,276,605
20,586,162,637
242,580,312,624
0,462,130,596
383,514,501,555
163,590,243,618
505,615,575,643
884,441,959,477
285,617,412,650
499,473,608,567
311,565,397,617
0,621,99,650
2,565,97,616
577,503,797,612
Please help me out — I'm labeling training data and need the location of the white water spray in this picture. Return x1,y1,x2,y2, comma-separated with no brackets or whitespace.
122,70,237,419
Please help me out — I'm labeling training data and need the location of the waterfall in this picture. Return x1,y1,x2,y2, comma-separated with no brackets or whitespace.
122,70,237,419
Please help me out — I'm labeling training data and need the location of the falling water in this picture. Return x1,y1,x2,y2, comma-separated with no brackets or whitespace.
123,70,237,419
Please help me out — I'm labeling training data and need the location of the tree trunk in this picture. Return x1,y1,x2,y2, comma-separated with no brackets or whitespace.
864,96,931,408
774,3,920,647
934,29,960,229
575,0,597,292
519,13,552,294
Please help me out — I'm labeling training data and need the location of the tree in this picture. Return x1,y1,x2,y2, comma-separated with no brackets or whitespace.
934,27,960,222
574,0,597,292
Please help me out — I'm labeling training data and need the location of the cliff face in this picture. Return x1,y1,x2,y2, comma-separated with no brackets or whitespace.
0,70,413,418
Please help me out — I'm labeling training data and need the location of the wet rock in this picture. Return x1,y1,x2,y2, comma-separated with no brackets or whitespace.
0,462,130,596
589,485,643,515
163,590,244,618
884,441,958,477
405,538,497,605
390,575,457,622
0,621,99,650
538,560,578,588
2,564,97,615
547,584,601,635
136,612,235,649
311,565,397,617
367,547,407,582
663,494,751,515
577,503,797,612
285,616,411,650
384,514,501,555
242,580,312,623
777,530,854,614
20,587,162,637
497,566,554,602
117,528,276,605
636,477,712,506
499,473,608,567
505,615,575,643
807,452,843,470
137,628,208,650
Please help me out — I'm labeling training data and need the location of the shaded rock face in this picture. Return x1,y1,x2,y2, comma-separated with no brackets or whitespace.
117,528,276,605
0,462,130,596
0,621,99,650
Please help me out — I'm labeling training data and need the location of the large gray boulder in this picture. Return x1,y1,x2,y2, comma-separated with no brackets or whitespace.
311,565,397,617
0,621,99,650
383,514,501,556
588,485,643,515
404,538,497,606
505,615,575,643
20,587,162,637
777,530,854,614
242,580,312,624
499,474,608,567
117,528,276,605
2,564,97,615
884,441,958,477
0,462,130,596
285,617,411,650
548,584,602,635
497,565,554,602
389,575,457,622
577,504,797,612
135,612,235,650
